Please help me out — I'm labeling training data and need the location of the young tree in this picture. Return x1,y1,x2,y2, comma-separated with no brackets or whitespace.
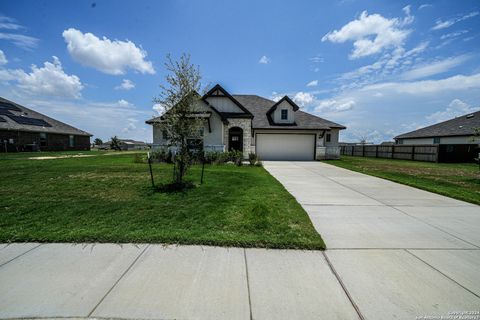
154,54,204,184
94,138,103,145
110,136,121,151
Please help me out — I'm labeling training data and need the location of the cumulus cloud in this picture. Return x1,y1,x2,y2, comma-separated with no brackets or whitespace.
432,11,479,30
0,56,83,98
115,79,135,90
315,98,355,113
0,50,7,65
62,28,155,75
306,80,318,87
426,99,478,124
258,55,270,64
400,54,470,80
322,10,413,59
293,92,314,107
152,103,164,115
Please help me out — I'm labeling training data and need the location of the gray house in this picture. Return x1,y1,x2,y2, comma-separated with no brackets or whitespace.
146,84,345,160
395,110,480,145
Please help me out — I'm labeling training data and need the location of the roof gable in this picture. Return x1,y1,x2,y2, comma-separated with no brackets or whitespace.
202,84,253,116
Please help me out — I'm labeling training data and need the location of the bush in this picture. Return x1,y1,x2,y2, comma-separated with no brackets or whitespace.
133,153,146,163
149,149,174,163
248,153,257,166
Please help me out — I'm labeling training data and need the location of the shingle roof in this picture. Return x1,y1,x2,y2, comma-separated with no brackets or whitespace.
0,97,91,136
232,95,345,130
395,110,480,139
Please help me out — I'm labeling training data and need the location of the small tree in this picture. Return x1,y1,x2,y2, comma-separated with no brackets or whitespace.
154,54,204,184
110,136,121,151
94,138,103,145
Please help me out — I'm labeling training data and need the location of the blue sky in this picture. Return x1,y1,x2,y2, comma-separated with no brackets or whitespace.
0,0,479,142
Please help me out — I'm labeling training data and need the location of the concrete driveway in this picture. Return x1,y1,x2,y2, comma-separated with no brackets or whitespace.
264,161,480,319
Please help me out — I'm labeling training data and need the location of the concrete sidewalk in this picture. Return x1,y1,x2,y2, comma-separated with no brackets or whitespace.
1,161,479,319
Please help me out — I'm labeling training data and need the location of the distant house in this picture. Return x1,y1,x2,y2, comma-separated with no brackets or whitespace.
395,110,480,162
100,139,149,151
146,84,345,160
0,97,91,152
395,111,480,145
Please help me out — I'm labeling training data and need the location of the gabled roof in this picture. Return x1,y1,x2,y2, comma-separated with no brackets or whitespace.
0,97,91,136
202,84,253,117
395,110,480,139
233,95,346,130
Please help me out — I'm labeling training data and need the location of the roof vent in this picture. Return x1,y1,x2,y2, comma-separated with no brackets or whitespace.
466,113,474,119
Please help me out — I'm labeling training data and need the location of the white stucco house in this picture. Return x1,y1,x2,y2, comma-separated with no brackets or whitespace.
146,84,345,161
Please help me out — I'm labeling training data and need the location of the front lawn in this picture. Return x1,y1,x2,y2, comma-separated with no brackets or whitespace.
0,151,325,249
328,155,480,205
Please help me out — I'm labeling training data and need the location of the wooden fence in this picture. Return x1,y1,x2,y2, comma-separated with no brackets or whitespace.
340,144,439,162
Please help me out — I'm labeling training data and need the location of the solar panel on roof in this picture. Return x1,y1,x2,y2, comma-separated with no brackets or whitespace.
0,102,21,112
8,115,52,127
0,116,6,122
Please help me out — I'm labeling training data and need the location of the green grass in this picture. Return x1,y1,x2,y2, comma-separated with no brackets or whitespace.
327,155,480,205
0,151,324,249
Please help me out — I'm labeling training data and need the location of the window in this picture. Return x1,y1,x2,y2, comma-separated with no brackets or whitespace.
326,133,331,143
231,136,239,141
433,137,440,144
69,135,74,147
397,139,403,145
281,109,288,120
162,130,168,139
39,132,47,147
187,138,203,151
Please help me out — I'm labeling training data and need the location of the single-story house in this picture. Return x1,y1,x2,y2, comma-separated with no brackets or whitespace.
395,110,480,162
0,97,91,152
146,84,345,160
100,139,149,151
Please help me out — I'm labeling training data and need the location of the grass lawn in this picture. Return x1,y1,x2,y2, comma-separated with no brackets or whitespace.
328,155,480,205
0,151,325,249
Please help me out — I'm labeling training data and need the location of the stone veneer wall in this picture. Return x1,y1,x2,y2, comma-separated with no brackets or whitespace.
223,118,252,159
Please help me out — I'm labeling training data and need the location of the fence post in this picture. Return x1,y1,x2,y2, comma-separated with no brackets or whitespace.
351,146,354,156
375,145,378,158
362,145,365,157
411,146,415,160
391,146,395,159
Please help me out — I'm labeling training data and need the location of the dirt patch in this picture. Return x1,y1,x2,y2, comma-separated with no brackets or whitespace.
29,155,95,160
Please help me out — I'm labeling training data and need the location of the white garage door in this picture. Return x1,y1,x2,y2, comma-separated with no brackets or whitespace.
256,134,315,160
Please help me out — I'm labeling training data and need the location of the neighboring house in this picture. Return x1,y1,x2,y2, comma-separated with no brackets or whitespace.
395,110,480,145
146,84,345,160
0,97,91,152
395,110,480,162
100,139,149,151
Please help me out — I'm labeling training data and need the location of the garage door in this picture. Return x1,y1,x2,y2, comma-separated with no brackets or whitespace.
256,134,315,160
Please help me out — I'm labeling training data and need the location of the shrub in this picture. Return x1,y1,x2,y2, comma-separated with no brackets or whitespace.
248,153,257,166
133,153,146,163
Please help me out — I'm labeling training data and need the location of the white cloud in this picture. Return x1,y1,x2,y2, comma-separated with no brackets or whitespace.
322,10,412,59
115,79,135,90
0,56,83,98
152,103,164,115
0,50,7,65
306,80,318,87
432,11,479,30
117,99,132,108
419,4,433,10
0,33,39,50
293,91,314,107
309,55,324,63
258,55,270,64
400,54,470,80
362,73,480,95
315,98,355,113
62,28,155,75
0,16,23,30
440,30,468,40
426,99,478,123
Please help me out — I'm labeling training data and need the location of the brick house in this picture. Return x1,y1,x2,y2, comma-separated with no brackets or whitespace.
0,97,91,152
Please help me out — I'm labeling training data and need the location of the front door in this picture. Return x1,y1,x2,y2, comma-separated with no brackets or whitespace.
228,127,243,152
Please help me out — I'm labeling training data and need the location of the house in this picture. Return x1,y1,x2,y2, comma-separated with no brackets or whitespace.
100,139,149,151
395,110,480,162
0,97,91,152
146,84,345,160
